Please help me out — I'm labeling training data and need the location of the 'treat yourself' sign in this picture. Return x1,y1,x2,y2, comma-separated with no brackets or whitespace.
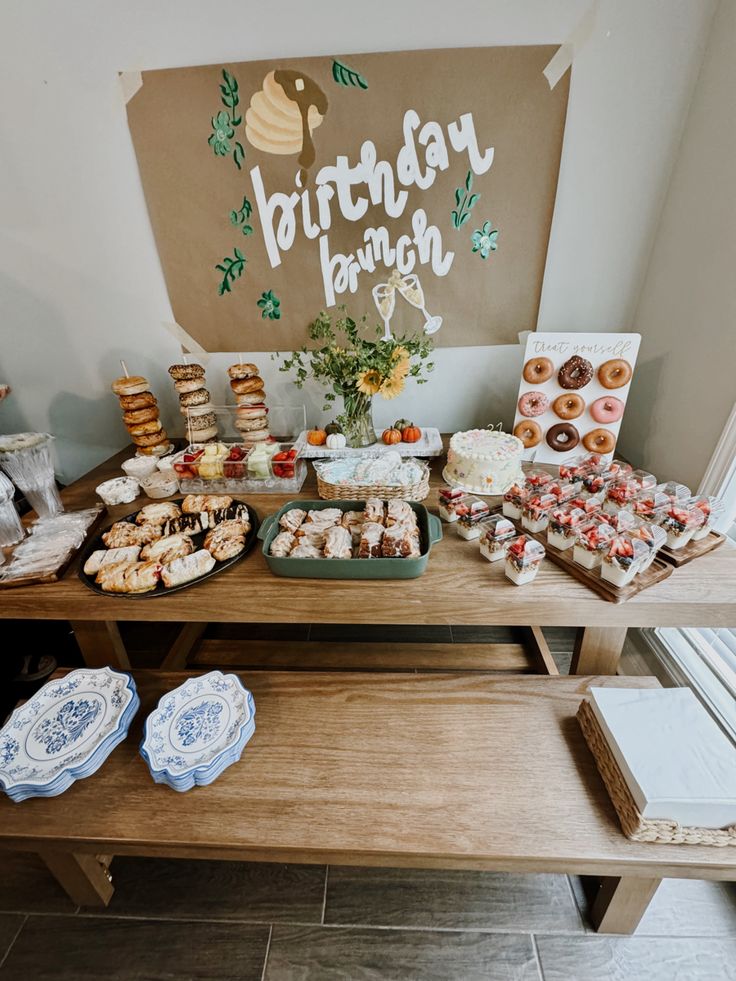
125,47,570,352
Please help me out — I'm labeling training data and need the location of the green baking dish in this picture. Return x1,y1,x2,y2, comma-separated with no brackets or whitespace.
258,499,443,579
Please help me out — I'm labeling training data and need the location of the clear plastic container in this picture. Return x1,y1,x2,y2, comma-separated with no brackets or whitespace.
521,492,557,532
502,482,527,520
439,488,470,523
630,523,667,571
598,508,642,535
479,514,516,562
688,495,723,541
629,490,670,521
171,440,305,494
658,502,704,550
559,452,602,481
603,471,656,513
504,535,545,585
547,505,587,551
0,433,63,518
573,521,615,570
0,472,24,547
582,459,632,495
600,534,650,587
655,481,691,504
524,468,554,490
456,498,491,540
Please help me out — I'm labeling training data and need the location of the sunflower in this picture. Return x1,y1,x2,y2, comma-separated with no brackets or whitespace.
356,369,382,396
379,369,406,400
391,346,410,375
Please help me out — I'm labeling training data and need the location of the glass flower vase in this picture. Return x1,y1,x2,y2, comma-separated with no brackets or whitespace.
340,391,376,448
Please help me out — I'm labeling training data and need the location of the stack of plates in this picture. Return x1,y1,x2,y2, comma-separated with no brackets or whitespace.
0,668,139,803
140,671,255,792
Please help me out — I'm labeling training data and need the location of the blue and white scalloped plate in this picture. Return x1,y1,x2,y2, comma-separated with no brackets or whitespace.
140,671,255,792
0,668,139,803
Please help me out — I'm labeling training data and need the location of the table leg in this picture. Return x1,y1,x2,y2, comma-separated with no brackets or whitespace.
571,627,627,676
70,621,130,670
39,851,114,907
160,622,207,670
589,875,661,934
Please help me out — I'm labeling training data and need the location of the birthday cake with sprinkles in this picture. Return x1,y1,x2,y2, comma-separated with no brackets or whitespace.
442,429,524,495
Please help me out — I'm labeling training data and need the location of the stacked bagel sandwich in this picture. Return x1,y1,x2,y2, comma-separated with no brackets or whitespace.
111,375,169,455
168,362,219,443
228,363,271,445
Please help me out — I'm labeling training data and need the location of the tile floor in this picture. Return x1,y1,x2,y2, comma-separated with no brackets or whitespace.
2,627,735,979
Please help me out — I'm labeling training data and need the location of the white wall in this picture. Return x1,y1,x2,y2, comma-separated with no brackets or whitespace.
618,0,736,489
0,0,716,481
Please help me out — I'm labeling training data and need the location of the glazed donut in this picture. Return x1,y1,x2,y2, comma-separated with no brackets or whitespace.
598,359,632,389
235,390,266,406
518,391,550,418
235,405,268,421
168,363,205,381
179,388,210,408
522,357,554,385
552,393,585,420
583,428,616,453
227,362,259,380
118,391,157,411
174,378,206,395
111,375,149,396
558,356,593,390
127,419,163,437
122,406,159,426
230,376,264,395
132,428,167,447
590,396,624,424
513,420,542,448
546,423,580,453
137,438,171,455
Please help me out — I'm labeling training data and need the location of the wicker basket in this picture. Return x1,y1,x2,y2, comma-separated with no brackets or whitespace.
578,699,736,846
317,471,430,502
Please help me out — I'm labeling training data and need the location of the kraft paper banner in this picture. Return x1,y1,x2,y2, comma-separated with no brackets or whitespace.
126,47,570,352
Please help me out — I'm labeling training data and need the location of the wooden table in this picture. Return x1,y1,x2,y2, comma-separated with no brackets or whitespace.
2,445,735,675
2,671,734,934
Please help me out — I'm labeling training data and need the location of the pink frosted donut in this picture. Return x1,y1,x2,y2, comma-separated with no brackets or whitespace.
518,391,550,418
591,396,624,424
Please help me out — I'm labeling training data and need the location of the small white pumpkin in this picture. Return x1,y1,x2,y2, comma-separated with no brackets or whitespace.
325,432,347,449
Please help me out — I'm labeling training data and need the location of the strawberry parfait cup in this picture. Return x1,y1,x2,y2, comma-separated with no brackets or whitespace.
630,522,667,571
456,497,491,540
603,470,656,514
629,490,670,521
439,488,470,523
600,534,650,587
479,515,516,562
504,535,545,585
573,521,615,570
689,496,723,541
547,505,587,551
521,492,558,533
502,482,528,520
658,502,704,549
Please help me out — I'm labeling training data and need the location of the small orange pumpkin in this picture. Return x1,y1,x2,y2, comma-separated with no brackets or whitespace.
307,429,327,446
401,423,422,443
382,427,402,445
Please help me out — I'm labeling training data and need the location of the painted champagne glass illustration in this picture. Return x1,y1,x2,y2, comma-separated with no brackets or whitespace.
372,270,442,341
396,273,443,335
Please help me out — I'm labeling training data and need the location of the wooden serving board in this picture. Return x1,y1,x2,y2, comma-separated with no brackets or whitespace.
658,530,725,568
489,506,674,604
0,507,108,590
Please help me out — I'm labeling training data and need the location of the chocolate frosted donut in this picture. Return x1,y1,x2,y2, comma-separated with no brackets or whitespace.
546,423,580,452
522,357,554,384
513,420,542,448
558,356,593,390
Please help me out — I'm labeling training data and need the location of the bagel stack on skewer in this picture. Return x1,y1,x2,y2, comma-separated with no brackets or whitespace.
111,375,169,456
168,362,219,444
228,362,271,445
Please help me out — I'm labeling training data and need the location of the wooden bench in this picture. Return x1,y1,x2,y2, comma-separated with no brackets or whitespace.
1,670,734,934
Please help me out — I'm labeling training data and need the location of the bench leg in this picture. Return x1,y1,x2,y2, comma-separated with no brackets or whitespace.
39,851,115,907
589,875,661,934
70,621,130,670
571,627,627,676
160,622,207,670
520,626,559,675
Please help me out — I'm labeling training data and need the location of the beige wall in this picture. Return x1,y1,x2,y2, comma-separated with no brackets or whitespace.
0,0,718,482
619,0,736,488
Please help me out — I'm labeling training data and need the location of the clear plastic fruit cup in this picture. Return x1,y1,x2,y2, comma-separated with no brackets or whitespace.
521,492,557,532
478,514,516,562
502,482,527,520
600,534,651,587
657,501,704,549
504,535,545,585
688,495,723,541
572,520,615,570
546,505,587,551
456,497,491,540
629,523,667,571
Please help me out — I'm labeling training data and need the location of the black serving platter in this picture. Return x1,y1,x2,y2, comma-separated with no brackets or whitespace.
78,497,259,598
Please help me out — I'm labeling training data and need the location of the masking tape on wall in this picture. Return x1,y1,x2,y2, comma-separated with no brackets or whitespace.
543,3,598,89
162,322,212,365
119,71,143,105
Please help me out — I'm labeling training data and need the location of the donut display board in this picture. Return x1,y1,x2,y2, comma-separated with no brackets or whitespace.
512,332,640,464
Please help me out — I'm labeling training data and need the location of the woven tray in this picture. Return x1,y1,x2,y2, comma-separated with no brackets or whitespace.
578,699,736,846
317,471,430,501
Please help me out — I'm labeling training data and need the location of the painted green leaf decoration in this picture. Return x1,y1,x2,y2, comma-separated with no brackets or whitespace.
216,248,247,296
465,170,473,192
233,141,245,171
331,58,368,89
454,187,463,207
220,69,242,126
451,209,459,229
257,289,281,320
458,212,471,226
467,193,480,210
450,173,481,230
